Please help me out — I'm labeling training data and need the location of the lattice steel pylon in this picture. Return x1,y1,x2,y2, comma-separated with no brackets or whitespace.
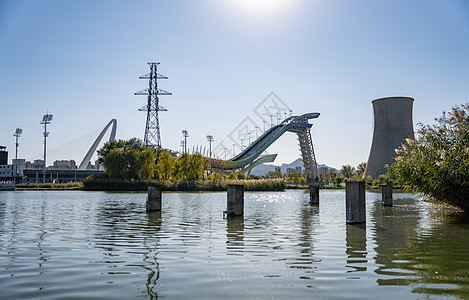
297,129,318,182
134,62,172,148
293,116,318,182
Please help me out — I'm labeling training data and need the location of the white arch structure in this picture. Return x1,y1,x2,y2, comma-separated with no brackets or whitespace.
78,119,117,170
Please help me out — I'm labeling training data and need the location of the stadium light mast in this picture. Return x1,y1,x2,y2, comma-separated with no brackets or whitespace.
206,135,213,174
13,127,22,183
182,130,189,154
41,113,53,183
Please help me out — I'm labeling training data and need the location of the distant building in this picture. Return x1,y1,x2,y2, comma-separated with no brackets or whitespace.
0,146,7,165
22,169,103,184
318,166,329,178
53,160,77,170
0,164,14,180
286,166,303,176
0,146,13,182
24,159,45,170
274,166,281,173
12,159,25,177
94,159,104,171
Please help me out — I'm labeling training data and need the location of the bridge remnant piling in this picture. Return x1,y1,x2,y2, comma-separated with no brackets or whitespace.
147,186,162,212
309,185,319,205
381,184,393,206
346,181,366,224
224,184,244,217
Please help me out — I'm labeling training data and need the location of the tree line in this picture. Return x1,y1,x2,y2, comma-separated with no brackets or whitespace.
97,138,208,181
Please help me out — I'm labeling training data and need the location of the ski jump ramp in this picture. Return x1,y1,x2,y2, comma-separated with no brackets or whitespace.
211,113,320,180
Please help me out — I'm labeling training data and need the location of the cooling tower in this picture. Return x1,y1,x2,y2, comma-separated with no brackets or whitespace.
364,97,414,178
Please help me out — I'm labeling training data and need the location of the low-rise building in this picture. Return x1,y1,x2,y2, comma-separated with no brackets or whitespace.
0,164,14,180
53,160,77,170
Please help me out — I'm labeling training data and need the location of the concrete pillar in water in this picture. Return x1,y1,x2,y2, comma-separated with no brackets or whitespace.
225,184,244,217
309,185,319,205
346,181,366,224
382,184,393,206
146,186,162,212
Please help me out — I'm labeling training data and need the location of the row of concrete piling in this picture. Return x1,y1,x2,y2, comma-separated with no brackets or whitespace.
146,182,393,224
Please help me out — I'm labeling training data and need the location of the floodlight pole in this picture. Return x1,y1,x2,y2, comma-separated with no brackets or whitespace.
206,135,213,174
13,128,22,184
182,130,189,154
41,114,53,183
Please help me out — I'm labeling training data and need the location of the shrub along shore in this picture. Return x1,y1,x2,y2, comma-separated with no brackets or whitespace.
82,177,286,192
15,182,83,190
14,178,404,192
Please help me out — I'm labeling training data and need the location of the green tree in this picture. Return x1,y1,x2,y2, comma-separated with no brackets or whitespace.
326,169,337,184
187,153,208,180
340,164,356,179
136,148,158,180
97,138,157,180
174,153,190,180
156,150,174,180
228,172,238,180
390,104,469,211
174,153,209,180
335,176,343,187
357,162,367,176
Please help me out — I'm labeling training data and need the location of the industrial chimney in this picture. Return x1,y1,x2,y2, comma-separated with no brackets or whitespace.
364,97,414,178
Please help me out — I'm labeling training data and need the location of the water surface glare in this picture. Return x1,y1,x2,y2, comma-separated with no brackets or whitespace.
1,190,469,299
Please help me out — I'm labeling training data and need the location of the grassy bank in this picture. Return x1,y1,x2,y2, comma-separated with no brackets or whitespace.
83,177,286,192
15,182,83,190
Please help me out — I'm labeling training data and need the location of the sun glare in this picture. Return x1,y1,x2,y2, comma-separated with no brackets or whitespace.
222,0,300,20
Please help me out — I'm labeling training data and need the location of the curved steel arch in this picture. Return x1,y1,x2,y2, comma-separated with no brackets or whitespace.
78,119,117,170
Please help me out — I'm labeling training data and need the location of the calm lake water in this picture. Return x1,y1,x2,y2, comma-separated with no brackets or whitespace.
1,189,469,299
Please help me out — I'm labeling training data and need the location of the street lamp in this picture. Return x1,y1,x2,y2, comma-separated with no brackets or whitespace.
270,115,274,127
247,132,251,145
182,130,189,154
206,135,214,174
263,120,267,133
180,140,185,154
223,147,227,160
255,126,259,139
276,112,280,125
40,113,53,183
13,127,22,184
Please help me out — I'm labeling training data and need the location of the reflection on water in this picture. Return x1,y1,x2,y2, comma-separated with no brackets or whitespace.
1,190,469,299
372,194,469,298
346,223,367,274
226,216,244,256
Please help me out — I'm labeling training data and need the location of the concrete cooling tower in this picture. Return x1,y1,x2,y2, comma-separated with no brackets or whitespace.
364,97,414,178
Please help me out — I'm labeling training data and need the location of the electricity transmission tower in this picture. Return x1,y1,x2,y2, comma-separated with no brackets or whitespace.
135,62,172,148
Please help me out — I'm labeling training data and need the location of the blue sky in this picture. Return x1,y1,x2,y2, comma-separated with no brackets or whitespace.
1,0,468,169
